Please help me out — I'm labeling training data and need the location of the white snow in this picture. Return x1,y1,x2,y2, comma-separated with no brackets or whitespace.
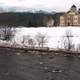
13,27,80,49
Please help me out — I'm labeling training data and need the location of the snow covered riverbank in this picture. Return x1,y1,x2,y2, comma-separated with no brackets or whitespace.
12,27,80,49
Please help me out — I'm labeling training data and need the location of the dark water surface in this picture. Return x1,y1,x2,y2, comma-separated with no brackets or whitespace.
0,48,80,80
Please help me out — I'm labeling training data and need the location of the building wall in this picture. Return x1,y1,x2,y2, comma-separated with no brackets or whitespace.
47,19,54,27
59,5,80,26
60,16,65,26
43,16,54,27
73,15,79,25
60,13,80,26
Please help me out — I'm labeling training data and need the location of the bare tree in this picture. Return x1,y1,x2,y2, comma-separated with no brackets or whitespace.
0,26,15,41
35,33,48,48
27,38,36,48
21,35,28,46
22,35,36,48
62,30,74,51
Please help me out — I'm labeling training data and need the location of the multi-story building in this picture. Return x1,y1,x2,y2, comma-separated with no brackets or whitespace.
60,5,80,26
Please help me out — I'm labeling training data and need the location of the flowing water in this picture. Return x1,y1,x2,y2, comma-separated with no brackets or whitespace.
0,48,80,80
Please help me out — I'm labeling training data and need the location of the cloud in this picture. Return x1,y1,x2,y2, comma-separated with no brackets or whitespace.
0,0,79,12
17,0,25,1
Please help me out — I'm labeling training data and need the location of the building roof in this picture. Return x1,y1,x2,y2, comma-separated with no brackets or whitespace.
71,5,76,8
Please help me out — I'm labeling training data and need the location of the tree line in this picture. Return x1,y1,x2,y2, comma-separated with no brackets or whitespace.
0,12,55,27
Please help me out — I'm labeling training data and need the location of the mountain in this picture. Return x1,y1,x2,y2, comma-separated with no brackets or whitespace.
0,6,56,14
34,10,56,14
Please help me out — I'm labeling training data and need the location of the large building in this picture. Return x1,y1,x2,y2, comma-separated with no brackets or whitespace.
60,5,80,26
43,16,54,27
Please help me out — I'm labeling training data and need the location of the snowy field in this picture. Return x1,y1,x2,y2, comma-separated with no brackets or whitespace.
13,27,80,49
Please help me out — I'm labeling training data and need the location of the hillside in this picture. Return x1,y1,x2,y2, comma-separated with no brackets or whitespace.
0,12,55,27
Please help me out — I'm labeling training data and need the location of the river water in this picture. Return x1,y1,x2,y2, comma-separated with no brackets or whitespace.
0,48,80,80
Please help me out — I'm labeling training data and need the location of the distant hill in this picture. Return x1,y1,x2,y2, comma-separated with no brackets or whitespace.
0,11,56,27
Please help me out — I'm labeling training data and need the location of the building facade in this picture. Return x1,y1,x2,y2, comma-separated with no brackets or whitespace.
60,5,80,26
46,17,54,27
43,16,54,27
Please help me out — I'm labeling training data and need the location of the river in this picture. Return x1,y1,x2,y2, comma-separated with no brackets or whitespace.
0,48,80,80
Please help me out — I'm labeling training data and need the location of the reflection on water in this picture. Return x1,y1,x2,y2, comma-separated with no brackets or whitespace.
0,48,80,80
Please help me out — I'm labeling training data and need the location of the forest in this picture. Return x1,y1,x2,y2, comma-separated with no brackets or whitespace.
0,12,55,27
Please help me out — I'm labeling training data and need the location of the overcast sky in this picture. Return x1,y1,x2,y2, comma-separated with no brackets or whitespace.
0,0,80,12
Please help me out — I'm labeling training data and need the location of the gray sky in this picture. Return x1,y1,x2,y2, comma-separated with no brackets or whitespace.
0,0,80,12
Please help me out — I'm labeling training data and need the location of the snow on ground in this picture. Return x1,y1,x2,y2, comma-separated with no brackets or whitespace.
13,27,80,49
